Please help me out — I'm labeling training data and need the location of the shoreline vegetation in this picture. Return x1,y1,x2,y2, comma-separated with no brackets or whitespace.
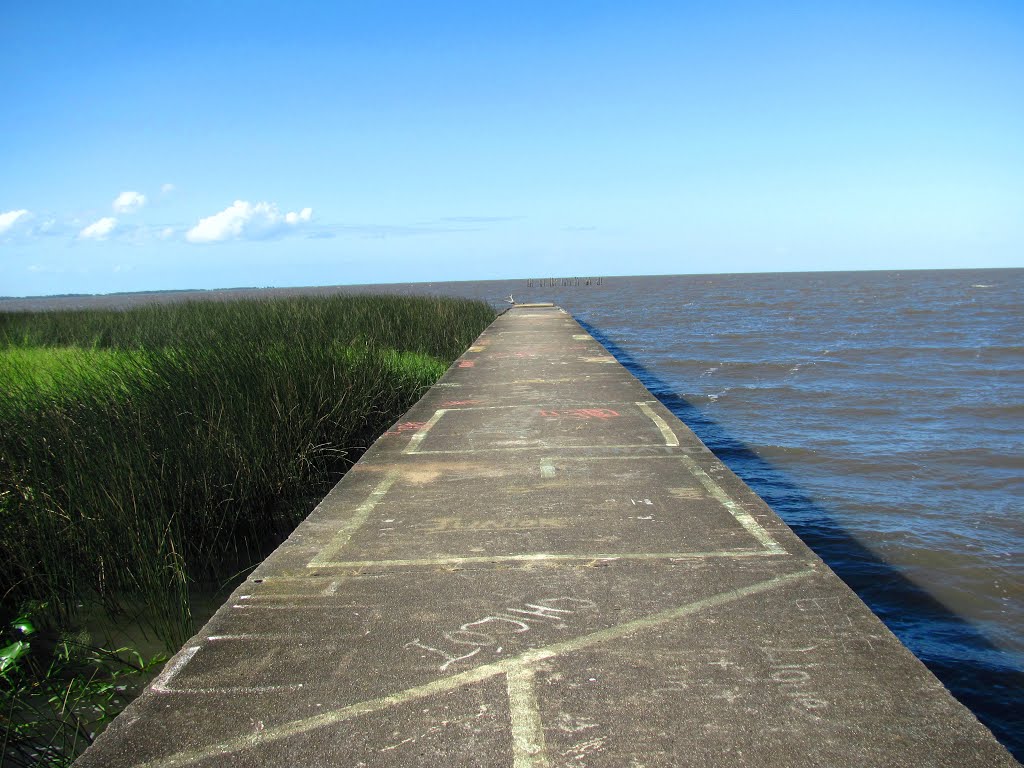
0,294,495,765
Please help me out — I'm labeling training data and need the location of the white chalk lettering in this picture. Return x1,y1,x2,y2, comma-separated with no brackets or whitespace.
406,596,598,671
464,615,532,633
763,644,828,716
404,639,480,671
444,630,498,647
534,597,598,610
505,603,574,622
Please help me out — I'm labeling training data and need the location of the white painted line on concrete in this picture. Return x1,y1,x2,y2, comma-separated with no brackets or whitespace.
150,644,303,695
403,409,447,454
308,550,783,569
409,444,677,455
137,570,813,767
426,404,525,411
404,402,653,413
680,455,786,554
541,454,688,461
159,682,304,695
451,378,578,386
507,665,550,768
636,401,680,447
308,470,401,567
150,645,200,693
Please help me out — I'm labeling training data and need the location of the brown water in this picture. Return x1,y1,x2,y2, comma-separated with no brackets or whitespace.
3,268,1021,757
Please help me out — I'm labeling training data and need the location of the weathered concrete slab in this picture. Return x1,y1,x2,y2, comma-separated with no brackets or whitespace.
77,306,1017,767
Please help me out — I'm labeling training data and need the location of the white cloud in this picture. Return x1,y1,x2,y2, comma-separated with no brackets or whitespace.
159,226,175,240
186,200,313,243
112,190,146,213
79,217,118,240
0,209,31,235
285,207,313,225
161,183,175,195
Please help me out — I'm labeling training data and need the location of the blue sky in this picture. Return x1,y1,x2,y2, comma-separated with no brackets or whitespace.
2,1,1022,296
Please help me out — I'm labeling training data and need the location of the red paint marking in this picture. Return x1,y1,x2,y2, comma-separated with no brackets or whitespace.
575,408,620,420
458,361,476,368
381,421,426,437
539,408,620,420
441,399,482,407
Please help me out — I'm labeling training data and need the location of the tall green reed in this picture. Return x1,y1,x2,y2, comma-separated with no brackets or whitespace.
0,295,494,647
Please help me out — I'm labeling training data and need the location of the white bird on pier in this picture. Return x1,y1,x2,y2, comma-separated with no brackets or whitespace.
504,295,515,305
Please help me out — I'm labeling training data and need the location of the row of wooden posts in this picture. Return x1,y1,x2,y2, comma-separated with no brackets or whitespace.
526,277,604,288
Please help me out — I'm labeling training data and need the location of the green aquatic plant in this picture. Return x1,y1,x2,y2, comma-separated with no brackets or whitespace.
1,609,167,767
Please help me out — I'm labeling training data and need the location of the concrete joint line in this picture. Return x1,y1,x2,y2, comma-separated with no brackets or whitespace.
635,401,680,446
307,469,401,567
404,444,680,455
680,455,786,554
307,550,784,569
150,646,199,693
507,665,550,768
135,570,813,768
402,409,447,454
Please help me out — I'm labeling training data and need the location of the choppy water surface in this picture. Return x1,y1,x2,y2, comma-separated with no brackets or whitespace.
4,268,1021,755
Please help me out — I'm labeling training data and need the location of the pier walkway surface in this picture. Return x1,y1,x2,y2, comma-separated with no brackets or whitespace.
79,305,1016,767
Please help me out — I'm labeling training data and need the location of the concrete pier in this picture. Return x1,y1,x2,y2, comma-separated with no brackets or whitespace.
78,305,1016,767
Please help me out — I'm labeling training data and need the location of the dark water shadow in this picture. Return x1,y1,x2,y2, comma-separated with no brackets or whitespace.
578,319,1023,760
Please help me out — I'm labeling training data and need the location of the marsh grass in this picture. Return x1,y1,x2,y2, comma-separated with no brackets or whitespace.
0,295,494,646
0,293,494,763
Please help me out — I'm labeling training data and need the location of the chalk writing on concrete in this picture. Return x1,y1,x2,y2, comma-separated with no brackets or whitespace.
763,644,828,717
404,640,482,671
796,597,857,642
406,597,599,671
119,572,813,767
